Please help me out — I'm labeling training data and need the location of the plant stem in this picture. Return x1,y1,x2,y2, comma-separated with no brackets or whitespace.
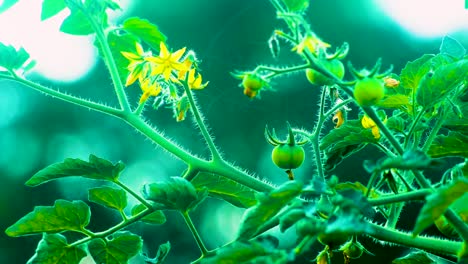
366,222,461,256
1,74,122,116
257,64,309,78
421,106,447,152
123,113,204,164
404,109,425,149
368,189,431,206
309,87,328,181
182,82,222,162
70,208,154,247
181,211,209,257
114,180,153,208
89,15,131,112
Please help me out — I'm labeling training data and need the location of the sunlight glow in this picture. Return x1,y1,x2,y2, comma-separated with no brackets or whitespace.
0,0,134,82
375,0,468,37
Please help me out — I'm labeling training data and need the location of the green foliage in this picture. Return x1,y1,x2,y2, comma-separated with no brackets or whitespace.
25,154,125,186
0,43,33,71
428,131,468,158
201,238,287,264
364,149,437,172
41,0,67,21
88,186,127,212
142,177,208,212
27,233,87,264
413,178,468,236
131,204,166,225
122,17,167,51
440,36,466,59
416,59,468,109
88,232,143,264
144,241,171,264
0,0,18,14
191,172,257,208
60,9,94,35
6,200,90,237
237,181,302,240
392,251,439,264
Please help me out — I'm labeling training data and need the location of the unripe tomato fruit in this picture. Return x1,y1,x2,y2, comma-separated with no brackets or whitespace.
272,144,305,170
306,59,345,86
318,232,350,250
242,73,263,98
353,77,385,106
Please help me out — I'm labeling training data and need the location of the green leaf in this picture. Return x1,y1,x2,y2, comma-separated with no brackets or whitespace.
94,31,138,84
190,172,257,208
413,178,468,236
0,0,19,14
237,181,303,240
26,154,125,187
281,0,309,12
0,43,33,71
416,59,468,109
392,250,456,264
27,233,87,264
131,204,166,225
88,231,143,264
320,120,376,171
41,0,67,21
440,36,466,59
142,177,208,212
376,94,410,109
443,102,468,134
60,10,94,35
201,240,287,264
5,200,90,237
428,131,468,158
88,186,127,211
144,241,171,264
367,149,439,172
122,17,167,50
400,54,435,91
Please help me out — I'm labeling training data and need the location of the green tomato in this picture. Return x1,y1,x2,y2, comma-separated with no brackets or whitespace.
317,231,350,250
306,59,345,86
353,77,385,106
242,73,263,98
272,144,305,170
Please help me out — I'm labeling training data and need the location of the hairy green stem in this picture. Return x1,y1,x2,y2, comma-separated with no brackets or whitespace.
368,189,431,206
422,107,447,152
89,14,131,112
259,64,310,78
182,82,222,162
309,87,328,181
404,109,425,149
1,74,121,116
366,222,461,256
181,211,209,256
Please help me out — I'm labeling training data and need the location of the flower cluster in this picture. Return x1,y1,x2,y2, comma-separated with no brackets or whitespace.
122,41,208,120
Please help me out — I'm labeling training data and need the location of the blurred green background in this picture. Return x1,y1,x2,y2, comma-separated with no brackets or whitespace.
1,0,466,263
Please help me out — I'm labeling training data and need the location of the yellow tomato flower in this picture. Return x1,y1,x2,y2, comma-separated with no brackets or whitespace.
332,109,345,128
139,78,161,104
146,42,187,80
293,35,330,55
121,43,148,86
187,69,208,90
361,114,387,139
383,76,400,88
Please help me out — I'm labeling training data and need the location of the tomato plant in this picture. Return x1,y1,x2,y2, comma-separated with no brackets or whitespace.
353,77,385,106
306,59,345,86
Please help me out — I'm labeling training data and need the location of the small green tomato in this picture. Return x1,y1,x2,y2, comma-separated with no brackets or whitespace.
353,77,385,106
272,144,305,170
242,73,263,98
265,122,307,180
306,59,345,86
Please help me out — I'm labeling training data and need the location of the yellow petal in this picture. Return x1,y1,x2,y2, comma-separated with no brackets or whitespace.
172,47,187,61
371,126,381,139
136,42,144,56
121,51,140,61
361,115,376,129
159,42,170,58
